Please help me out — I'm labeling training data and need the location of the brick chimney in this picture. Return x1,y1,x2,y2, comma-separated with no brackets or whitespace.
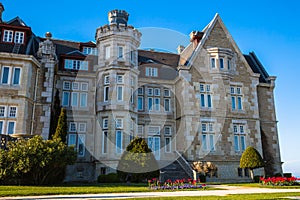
190,31,204,49
108,9,129,26
0,3,4,23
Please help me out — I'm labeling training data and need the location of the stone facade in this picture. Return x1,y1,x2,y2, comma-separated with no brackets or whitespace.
0,5,282,182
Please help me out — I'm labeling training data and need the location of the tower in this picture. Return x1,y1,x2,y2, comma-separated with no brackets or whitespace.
95,10,141,170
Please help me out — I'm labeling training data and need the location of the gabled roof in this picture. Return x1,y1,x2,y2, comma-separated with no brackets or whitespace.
66,50,86,57
6,16,28,27
244,52,270,83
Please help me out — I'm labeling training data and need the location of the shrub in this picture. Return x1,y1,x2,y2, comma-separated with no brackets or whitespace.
240,146,264,180
97,173,120,183
117,137,160,183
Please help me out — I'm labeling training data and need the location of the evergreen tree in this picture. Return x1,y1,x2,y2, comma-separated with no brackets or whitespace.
117,137,160,182
240,146,265,180
50,90,61,139
53,108,68,143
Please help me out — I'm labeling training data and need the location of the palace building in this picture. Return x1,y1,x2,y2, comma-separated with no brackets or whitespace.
0,3,282,182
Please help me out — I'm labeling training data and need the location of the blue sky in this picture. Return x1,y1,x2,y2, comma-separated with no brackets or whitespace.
3,0,300,176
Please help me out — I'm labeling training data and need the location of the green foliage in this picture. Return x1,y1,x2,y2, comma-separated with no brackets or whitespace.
117,137,160,182
50,90,61,139
97,173,120,183
0,136,76,185
53,108,68,143
240,146,264,170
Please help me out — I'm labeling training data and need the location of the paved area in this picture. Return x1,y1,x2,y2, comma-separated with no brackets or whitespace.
2,185,300,200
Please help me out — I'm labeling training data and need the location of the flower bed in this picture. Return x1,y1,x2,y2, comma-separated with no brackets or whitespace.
260,176,300,186
148,178,206,190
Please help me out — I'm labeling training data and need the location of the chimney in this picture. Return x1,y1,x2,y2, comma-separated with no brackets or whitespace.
0,3,4,23
108,9,129,26
177,45,185,54
190,31,204,49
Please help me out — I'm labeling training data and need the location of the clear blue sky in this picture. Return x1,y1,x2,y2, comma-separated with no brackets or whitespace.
3,0,300,176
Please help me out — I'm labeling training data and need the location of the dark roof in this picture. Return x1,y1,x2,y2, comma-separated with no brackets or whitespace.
138,50,179,67
6,17,28,27
244,52,270,83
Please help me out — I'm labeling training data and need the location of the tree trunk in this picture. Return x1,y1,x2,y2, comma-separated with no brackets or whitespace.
250,169,254,181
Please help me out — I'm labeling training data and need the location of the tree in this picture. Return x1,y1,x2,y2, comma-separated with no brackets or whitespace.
53,108,67,143
117,137,160,182
0,135,76,185
240,146,264,180
49,90,61,139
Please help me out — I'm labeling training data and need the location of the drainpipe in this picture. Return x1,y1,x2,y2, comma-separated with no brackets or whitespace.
30,67,39,135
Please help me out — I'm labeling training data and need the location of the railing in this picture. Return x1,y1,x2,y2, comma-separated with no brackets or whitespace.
175,150,196,180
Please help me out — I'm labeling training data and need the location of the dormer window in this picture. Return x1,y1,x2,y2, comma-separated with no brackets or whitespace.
145,67,158,77
3,30,13,42
14,32,24,44
64,59,88,70
83,47,97,55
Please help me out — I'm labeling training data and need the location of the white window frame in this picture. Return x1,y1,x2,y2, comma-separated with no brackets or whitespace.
138,87,144,95
164,126,172,135
231,86,243,111
104,86,109,102
14,31,24,44
103,118,108,129
117,75,124,84
78,123,86,132
68,134,77,147
105,46,111,59
3,30,13,42
138,96,144,111
102,131,108,154
117,86,123,101
72,82,80,90
69,122,77,132
201,122,215,151
210,57,216,68
63,81,71,90
233,123,247,152
7,121,15,135
8,106,17,118
219,58,224,69
164,98,171,112
80,93,88,107
71,92,79,107
62,91,70,106
0,106,6,117
165,137,171,153
118,46,124,58
115,118,123,129
116,130,123,154
81,82,88,91
154,88,160,96
198,83,212,109
145,67,158,77
104,75,110,85
77,134,86,157
154,98,160,111
1,66,11,84
148,126,160,135
164,89,170,97
12,67,21,85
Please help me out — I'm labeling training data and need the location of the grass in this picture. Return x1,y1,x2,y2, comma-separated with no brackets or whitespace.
112,193,300,200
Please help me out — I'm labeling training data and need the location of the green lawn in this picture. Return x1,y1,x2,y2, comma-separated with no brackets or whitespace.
113,193,300,200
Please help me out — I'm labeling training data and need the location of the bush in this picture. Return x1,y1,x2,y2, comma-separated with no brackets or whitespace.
199,174,206,183
254,175,260,183
284,173,292,178
97,173,120,183
117,137,160,183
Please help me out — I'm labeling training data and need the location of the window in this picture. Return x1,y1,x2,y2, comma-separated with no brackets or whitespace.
78,123,86,132
116,130,123,154
118,46,124,58
116,118,123,129
103,118,108,129
7,121,15,135
117,75,124,84
219,58,224,69
77,134,86,157
210,58,216,68
8,107,17,118
0,121,3,134
64,59,88,70
233,124,246,152
105,46,110,59
148,97,153,111
68,134,86,157
227,59,231,70
71,92,79,107
231,86,243,111
12,68,21,85
138,87,143,95
80,93,87,107
154,98,160,111
164,89,170,97
198,83,212,109
117,86,123,101
1,66,10,84
147,88,153,96
104,86,109,102
165,137,171,153
72,82,80,90
145,67,158,77
0,106,5,117
154,88,160,96
104,75,110,85
138,125,144,135
138,97,144,110
63,81,71,90
81,82,88,91
14,32,24,44
83,47,98,55
102,131,108,154
69,122,77,132
164,99,170,112
62,92,70,106
201,122,215,151
164,126,171,135
3,30,13,42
